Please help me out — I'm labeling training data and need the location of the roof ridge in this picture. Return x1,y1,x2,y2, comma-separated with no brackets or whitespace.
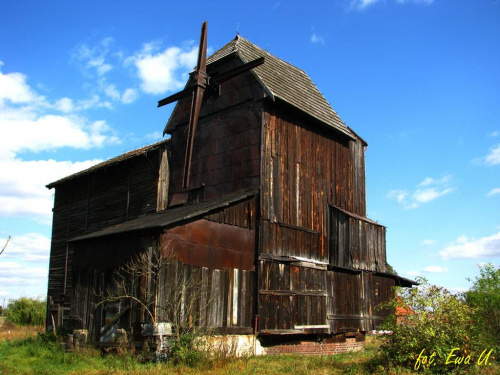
233,35,309,76
47,138,170,188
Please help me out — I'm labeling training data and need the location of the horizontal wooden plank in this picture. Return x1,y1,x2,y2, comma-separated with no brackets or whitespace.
259,290,326,297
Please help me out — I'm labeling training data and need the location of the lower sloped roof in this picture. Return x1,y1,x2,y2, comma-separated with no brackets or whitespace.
69,189,258,242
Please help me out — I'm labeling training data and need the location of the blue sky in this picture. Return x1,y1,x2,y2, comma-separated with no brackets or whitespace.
0,0,499,304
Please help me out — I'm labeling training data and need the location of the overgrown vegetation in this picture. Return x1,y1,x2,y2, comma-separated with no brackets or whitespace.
0,332,387,374
464,263,500,355
378,264,500,374
96,246,215,359
4,297,46,326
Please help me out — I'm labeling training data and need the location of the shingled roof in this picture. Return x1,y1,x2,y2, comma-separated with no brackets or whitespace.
69,189,258,242
47,139,170,188
206,36,354,139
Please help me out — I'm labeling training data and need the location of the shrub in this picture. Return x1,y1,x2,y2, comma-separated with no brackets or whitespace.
379,278,480,374
464,263,500,353
5,297,46,326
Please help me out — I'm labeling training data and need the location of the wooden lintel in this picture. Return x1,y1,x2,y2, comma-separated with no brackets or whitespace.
327,314,383,320
294,325,329,330
290,261,327,270
260,329,304,335
277,221,319,234
259,290,327,297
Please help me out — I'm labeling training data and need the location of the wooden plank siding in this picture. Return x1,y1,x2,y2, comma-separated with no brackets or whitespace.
260,103,367,264
256,102,393,335
258,261,327,332
68,196,258,339
166,60,264,201
326,270,396,333
47,146,166,319
330,206,386,272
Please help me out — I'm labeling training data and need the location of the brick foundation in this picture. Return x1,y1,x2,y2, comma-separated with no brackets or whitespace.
263,337,365,355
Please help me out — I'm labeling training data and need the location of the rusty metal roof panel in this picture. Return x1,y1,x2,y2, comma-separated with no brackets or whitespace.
69,189,258,242
207,36,354,139
47,139,170,189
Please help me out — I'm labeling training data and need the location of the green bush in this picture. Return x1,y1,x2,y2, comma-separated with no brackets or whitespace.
169,332,206,367
379,278,483,374
5,297,46,326
464,263,500,354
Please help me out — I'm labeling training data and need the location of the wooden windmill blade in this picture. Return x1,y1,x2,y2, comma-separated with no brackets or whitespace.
157,21,265,190
211,57,265,86
182,21,208,188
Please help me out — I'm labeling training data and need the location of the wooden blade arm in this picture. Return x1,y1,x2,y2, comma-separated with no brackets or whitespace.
211,57,265,86
157,86,196,108
197,21,207,75
183,84,205,188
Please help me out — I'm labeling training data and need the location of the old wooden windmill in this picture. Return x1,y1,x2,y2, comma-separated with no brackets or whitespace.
45,21,414,354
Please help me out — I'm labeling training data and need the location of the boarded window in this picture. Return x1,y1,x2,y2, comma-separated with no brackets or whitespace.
157,149,169,211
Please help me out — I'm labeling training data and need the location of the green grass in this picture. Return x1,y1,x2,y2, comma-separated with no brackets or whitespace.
0,334,379,375
1,334,497,375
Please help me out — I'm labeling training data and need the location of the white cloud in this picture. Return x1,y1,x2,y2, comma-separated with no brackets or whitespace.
387,175,454,209
440,231,500,260
421,239,436,246
349,0,433,10
484,144,500,166
54,97,75,113
422,266,448,273
0,69,40,106
353,0,380,10
487,188,500,197
490,131,499,137
104,83,121,101
1,233,50,262
311,33,325,44
396,0,434,4
121,88,138,104
0,62,113,223
127,42,198,95
0,158,101,223
418,175,451,187
0,114,119,156
72,37,115,78
387,189,408,204
412,187,453,204
145,130,163,140
0,234,51,302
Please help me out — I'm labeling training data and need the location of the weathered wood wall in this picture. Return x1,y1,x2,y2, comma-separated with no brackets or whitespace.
260,103,367,264
330,206,386,272
156,262,255,332
48,144,166,319
69,196,258,338
166,59,263,201
326,270,396,333
258,261,327,333
257,102,392,335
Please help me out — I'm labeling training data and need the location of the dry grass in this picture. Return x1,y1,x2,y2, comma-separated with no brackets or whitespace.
0,318,44,341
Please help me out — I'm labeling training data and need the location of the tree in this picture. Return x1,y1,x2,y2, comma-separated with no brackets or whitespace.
464,263,500,351
379,278,478,373
96,246,214,346
5,297,46,326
